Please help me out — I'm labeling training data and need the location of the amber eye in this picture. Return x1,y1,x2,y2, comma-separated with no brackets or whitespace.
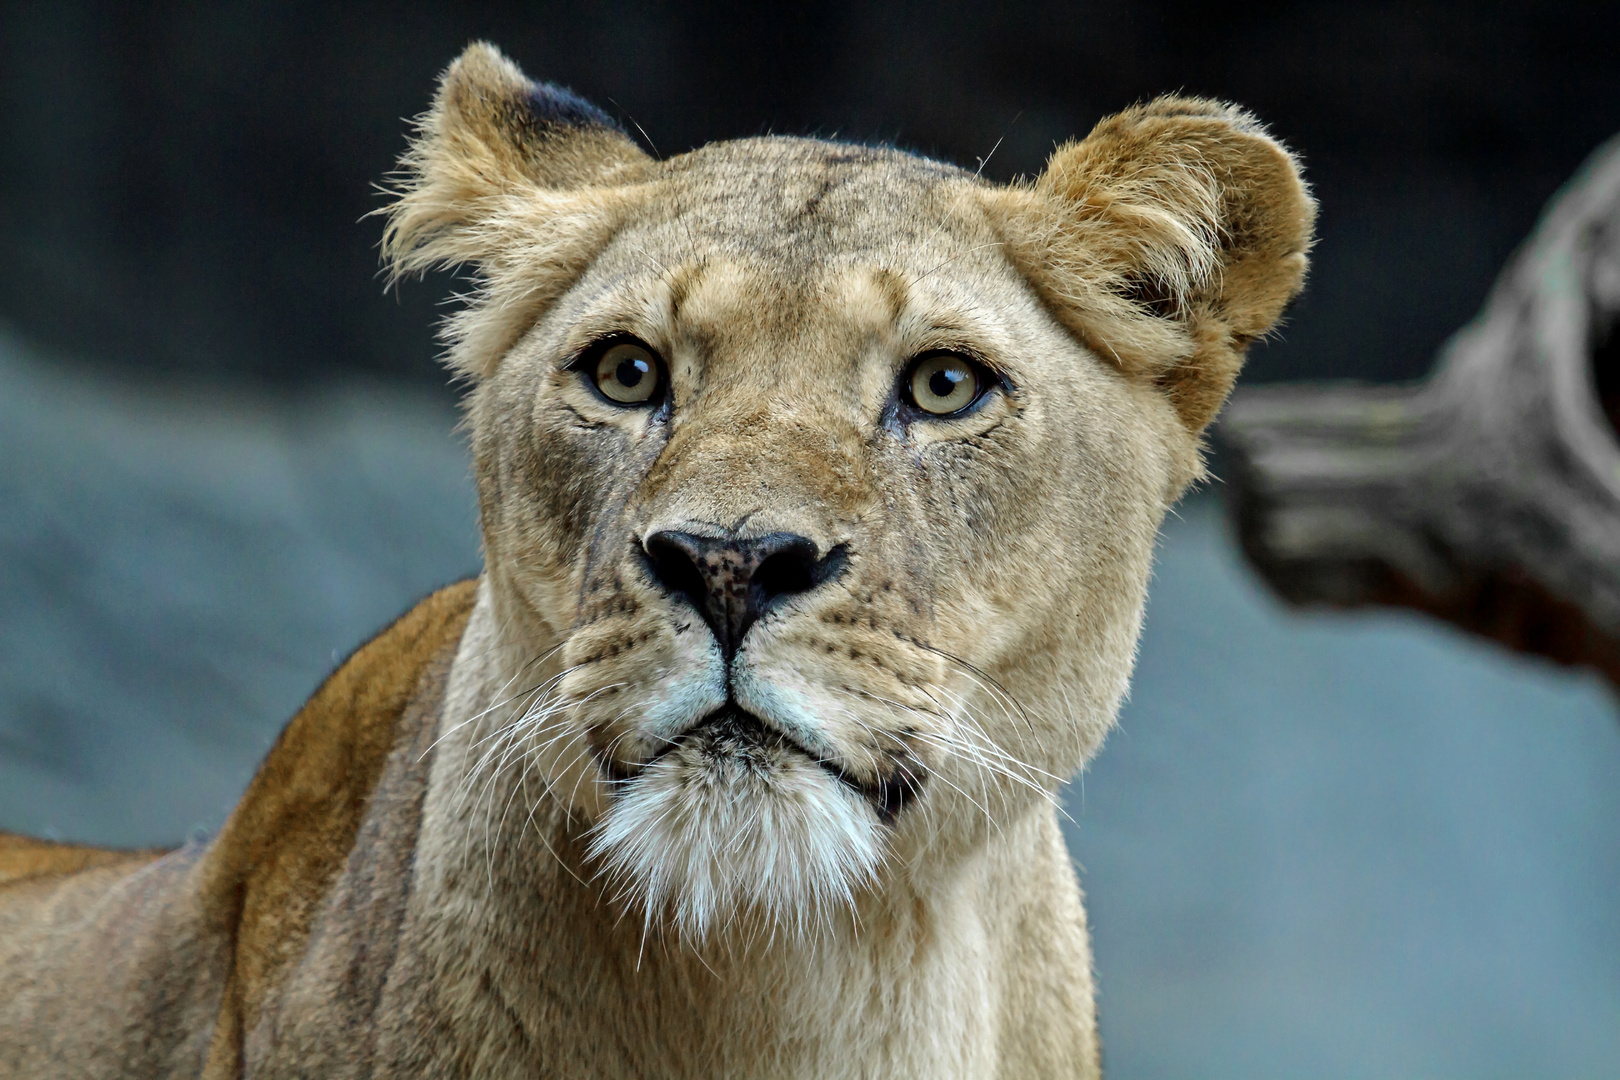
592,341,662,405
907,352,982,415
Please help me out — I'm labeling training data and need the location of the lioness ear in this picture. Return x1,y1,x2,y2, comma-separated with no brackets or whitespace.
381,42,652,378
988,96,1315,432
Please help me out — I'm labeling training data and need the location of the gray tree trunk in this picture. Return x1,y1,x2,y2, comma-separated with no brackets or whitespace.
1220,138,1620,686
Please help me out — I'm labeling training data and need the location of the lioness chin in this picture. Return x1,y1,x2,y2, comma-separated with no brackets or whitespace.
0,43,1312,1078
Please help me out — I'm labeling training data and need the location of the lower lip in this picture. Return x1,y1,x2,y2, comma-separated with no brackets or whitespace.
596,714,917,826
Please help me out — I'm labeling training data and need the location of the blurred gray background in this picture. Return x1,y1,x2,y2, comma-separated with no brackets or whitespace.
3,2,1619,1077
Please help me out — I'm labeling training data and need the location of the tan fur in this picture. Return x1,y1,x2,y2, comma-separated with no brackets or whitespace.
0,833,166,887
0,42,1312,1078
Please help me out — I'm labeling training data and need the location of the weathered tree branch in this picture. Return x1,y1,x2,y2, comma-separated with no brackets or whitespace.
1221,138,1620,686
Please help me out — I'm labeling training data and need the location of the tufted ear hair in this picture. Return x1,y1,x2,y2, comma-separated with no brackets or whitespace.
985,96,1315,433
380,42,652,379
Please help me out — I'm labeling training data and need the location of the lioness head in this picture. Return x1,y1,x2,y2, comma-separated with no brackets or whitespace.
384,44,1312,939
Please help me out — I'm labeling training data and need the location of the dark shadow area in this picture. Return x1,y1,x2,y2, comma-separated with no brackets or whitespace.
1592,282,1620,440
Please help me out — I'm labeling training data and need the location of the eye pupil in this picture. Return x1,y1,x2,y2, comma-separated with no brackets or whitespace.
616,358,647,388
928,369,960,399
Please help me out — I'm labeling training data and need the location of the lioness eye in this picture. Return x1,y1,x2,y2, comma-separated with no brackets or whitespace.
907,353,981,416
593,342,662,405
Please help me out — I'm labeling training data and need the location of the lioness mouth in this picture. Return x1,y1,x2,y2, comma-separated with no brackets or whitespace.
597,706,926,826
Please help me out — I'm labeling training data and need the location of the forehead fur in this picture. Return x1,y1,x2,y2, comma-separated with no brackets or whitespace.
644,137,980,253
554,138,1012,359
600,144,1008,319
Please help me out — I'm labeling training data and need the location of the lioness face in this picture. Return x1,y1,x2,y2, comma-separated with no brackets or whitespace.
471,141,1177,935
388,46,1312,938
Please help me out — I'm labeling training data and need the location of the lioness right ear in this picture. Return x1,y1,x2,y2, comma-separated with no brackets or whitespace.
381,42,652,378
984,96,1315,434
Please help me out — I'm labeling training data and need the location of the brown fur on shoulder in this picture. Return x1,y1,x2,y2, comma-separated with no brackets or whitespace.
195,579,477,1070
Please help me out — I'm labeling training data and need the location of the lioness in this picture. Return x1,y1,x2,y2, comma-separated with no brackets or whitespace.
0,43,1311,1078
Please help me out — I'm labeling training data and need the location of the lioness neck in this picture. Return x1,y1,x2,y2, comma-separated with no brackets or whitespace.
393,591,1099,1079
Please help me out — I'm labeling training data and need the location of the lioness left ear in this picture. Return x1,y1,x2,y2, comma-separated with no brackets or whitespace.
987,96,1315,432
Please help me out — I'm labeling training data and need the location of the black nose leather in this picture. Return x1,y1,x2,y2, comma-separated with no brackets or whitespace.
643,530,841,657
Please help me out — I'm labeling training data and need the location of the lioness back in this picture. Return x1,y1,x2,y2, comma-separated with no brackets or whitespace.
0,833,174,1015
0,835,173,991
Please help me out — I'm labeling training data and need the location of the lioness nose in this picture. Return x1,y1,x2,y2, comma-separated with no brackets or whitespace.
643,530,839,658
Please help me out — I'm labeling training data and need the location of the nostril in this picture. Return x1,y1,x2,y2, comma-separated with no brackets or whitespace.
643,533,709,616
752,537,820,604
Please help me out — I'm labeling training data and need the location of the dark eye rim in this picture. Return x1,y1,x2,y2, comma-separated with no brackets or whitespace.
898,349,1004,419
568,334,669,409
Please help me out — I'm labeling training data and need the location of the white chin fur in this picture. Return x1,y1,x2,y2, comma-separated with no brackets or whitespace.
586,746,883,942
